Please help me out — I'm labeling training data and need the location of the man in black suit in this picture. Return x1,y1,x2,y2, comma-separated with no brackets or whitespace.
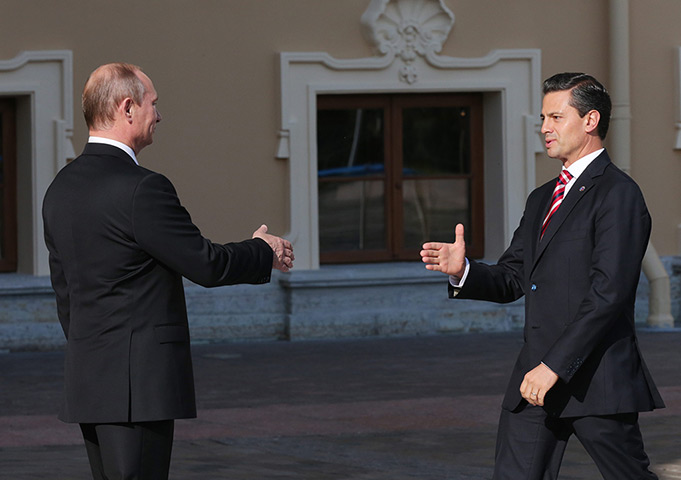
42,63,294,479
420,73,664,479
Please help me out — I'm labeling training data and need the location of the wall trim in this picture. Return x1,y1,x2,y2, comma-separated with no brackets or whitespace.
675,46,681,150
0,50,75,275
277,48,542,269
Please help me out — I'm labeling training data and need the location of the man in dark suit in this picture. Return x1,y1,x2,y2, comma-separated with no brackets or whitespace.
42,63,294,480
420,73,664,479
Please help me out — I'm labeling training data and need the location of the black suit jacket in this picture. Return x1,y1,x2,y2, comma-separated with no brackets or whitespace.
452,150,664,417
43,143,273,423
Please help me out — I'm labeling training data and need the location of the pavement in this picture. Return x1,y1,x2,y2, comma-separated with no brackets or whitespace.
1,329,680,480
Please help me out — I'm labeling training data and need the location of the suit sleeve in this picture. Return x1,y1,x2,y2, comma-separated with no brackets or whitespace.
44,228,71,338
542,180,651,382
131,172,273,287
453,213,526,303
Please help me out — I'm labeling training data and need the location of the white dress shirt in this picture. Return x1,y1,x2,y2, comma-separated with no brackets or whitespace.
88,136,139,165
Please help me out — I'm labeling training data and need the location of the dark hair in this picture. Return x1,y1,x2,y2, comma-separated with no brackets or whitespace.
543,72,611,140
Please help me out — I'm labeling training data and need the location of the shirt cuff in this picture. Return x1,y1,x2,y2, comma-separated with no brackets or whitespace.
448,258,470,288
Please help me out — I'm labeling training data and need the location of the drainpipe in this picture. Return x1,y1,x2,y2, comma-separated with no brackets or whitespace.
609,0,674,327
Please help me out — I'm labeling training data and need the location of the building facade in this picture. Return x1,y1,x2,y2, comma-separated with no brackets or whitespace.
1,0,679,349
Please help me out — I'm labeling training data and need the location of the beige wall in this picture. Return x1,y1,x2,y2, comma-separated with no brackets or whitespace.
0,0,375,245
1,0,680,256
630,0,681,255
437,0,610,192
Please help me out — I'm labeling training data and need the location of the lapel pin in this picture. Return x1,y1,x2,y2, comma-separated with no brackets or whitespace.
579,186,585,192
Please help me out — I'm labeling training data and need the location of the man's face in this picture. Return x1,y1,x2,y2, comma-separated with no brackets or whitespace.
131,72,162,153
540,89,591,166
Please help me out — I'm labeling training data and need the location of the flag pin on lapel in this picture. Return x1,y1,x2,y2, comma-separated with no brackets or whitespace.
579,186,586,192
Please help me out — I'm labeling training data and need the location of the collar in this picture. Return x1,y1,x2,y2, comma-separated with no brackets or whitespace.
564,148,604,180
88,136,139,165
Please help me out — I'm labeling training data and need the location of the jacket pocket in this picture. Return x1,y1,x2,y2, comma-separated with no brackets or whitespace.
154,324,190,344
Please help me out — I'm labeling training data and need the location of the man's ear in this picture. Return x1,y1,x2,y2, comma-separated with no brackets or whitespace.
121,98,134,122
584,109,600,135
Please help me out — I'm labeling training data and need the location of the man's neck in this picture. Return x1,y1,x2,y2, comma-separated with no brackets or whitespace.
88,135,139,165
89,128,139,154
562,141,603,169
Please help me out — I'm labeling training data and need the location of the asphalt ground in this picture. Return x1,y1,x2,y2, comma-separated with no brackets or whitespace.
1,330,680,479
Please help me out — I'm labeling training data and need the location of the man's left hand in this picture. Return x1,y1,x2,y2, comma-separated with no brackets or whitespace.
520,363,559,407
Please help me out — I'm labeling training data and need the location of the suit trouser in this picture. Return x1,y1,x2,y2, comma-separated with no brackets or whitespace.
493,404,658,480
80,420,174,480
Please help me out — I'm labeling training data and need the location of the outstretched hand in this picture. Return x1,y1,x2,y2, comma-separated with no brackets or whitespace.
252,224,294,272
420,223,467,278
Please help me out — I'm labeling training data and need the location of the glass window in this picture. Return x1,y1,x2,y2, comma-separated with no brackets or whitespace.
0,98,17,272
317,93,483,263
402,106,471,175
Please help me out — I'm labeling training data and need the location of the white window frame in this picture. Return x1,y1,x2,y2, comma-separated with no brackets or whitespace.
276,48,543,269
0,50,74,275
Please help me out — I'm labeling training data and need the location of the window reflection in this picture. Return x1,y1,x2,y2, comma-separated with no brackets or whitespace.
403,178,470,248
402,107,471,176
318,180,385,252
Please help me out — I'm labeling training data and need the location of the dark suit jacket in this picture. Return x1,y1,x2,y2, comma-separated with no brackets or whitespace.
452,150,664,417
42,143,274,424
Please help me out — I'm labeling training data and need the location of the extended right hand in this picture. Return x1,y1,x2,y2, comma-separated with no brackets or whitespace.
419,223,467,278
252,224,294,272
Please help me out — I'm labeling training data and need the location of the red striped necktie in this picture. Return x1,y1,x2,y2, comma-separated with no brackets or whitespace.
540,169,573,239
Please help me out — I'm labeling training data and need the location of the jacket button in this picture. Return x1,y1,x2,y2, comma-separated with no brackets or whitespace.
531,284,537,291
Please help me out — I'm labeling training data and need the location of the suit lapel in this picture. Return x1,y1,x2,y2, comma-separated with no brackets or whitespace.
531,151,610,269
530,183,554,259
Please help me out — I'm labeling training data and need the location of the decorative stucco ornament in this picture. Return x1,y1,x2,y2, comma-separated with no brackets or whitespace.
361,0,455,84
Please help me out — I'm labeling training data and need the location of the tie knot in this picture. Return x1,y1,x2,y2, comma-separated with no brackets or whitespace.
558,170,573,186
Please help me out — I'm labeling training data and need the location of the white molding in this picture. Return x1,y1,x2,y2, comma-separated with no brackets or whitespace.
278,47,542,269
675,47,681,150
0,50,74,138
360,0,455,84
0,50,74,275
274,0,541,270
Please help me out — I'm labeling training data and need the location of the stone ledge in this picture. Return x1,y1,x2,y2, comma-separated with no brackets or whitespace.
1,258,679,351
0,274,53,296
279,262,445,288
281,262,525,339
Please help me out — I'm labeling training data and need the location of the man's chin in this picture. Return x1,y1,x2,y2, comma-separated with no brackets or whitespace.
544,146,564,160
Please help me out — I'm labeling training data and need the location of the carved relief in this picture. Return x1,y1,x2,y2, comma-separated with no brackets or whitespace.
361,0,455,83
